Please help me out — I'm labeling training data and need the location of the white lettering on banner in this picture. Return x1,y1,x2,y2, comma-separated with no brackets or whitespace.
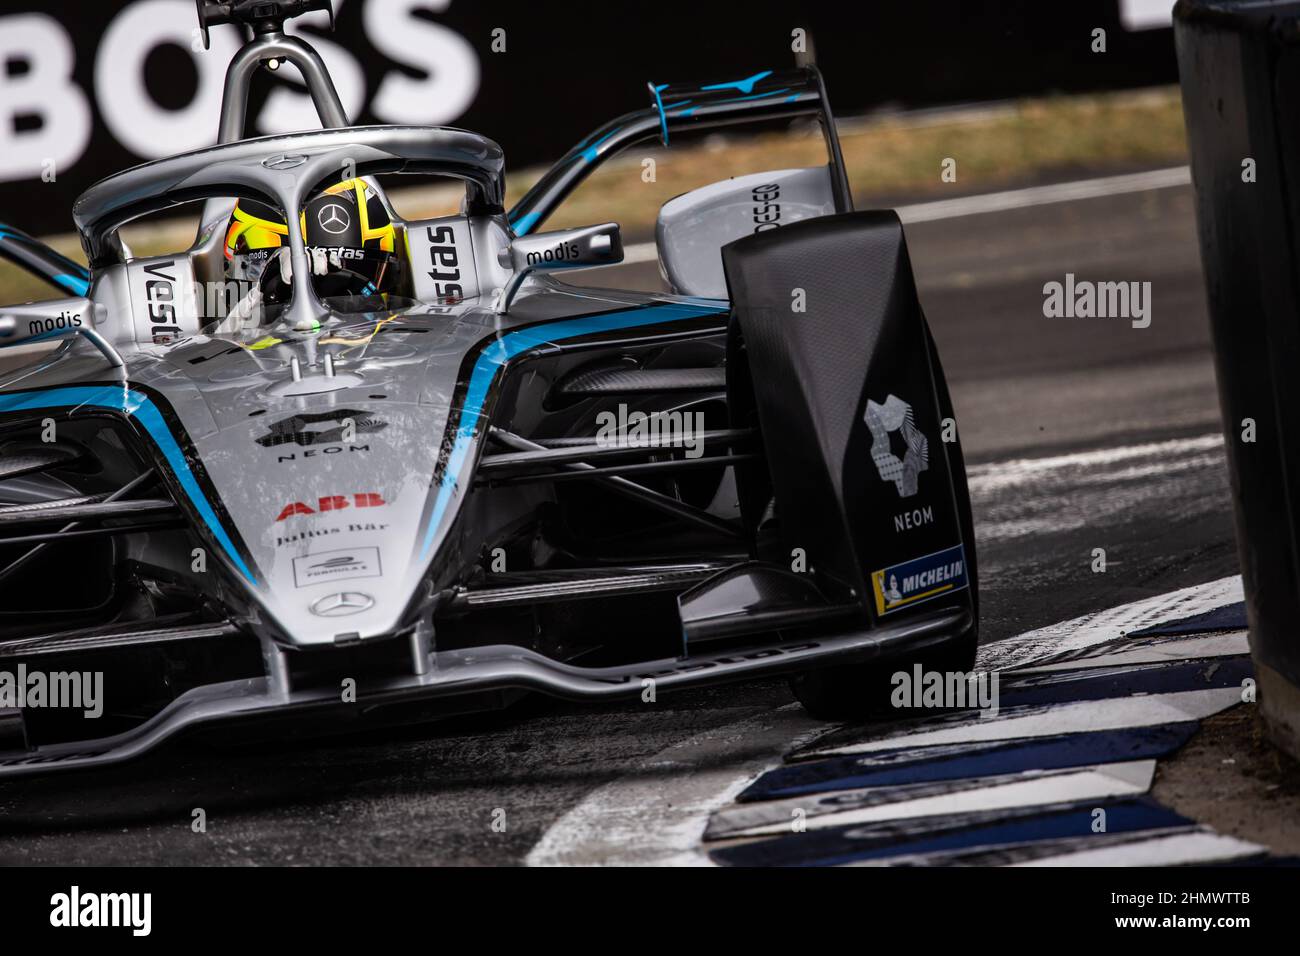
95,0,240,158
0,0,483,182
364,0,480,124
0,14,91,179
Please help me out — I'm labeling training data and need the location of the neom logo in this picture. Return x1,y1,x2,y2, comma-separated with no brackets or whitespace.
256,409,387,448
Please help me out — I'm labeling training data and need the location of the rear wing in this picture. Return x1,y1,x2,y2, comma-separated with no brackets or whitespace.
507,66,853,236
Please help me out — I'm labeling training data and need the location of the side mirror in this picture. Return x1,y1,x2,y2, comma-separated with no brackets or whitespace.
0,297,122,367
496,222,623,313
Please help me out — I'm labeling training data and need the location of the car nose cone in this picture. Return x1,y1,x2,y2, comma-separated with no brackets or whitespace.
310,591,375,617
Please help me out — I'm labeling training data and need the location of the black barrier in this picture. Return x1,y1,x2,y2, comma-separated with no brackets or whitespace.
1174,0,1300,759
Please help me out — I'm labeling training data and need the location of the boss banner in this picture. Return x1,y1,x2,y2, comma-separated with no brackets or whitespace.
0,0,1177,235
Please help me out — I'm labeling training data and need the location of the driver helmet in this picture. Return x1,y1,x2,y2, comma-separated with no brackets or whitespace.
224,178,400,304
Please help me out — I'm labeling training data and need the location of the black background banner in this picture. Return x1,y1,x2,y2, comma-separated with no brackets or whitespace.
0,0,1177,235
0,863,1282,941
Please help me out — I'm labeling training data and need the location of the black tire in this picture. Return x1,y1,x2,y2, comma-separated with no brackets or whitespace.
926,317,979,625
790,631,977,720
790,319,978,721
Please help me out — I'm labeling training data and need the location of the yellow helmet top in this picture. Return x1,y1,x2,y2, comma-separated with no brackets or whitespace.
224,179,396,259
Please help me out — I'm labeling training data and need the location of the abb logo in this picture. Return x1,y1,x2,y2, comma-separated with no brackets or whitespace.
275,493,387,522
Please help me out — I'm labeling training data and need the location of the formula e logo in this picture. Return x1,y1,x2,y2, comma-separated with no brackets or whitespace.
317,203,351,235
865,394,928,497
293,546,381,587
262,154,308,170
315,556,362,572
275,493,387,522
256,409,386,448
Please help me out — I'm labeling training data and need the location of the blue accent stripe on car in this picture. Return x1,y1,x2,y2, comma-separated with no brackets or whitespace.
418,302,728,559
0,385,257,584
510,211,541,236
650,83,670,145
55,273,91,295
579,129,620,164
701,70,772,94
716,89,790,105
675,90,793,118
1,327,70,347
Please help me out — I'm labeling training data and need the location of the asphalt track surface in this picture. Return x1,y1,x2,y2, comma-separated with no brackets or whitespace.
0,173,1240,865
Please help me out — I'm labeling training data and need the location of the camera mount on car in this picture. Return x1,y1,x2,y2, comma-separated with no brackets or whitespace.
195,0,335,50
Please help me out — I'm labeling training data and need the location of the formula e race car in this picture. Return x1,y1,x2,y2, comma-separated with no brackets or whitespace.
0,0,976,774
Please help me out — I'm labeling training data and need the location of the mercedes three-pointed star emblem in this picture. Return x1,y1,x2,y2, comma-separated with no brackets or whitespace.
310,591,375,617
317,203,351,235
262,153,308,170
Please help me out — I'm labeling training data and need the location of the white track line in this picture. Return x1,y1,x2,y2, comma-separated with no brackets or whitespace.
1014,631,1249,675
892,165,1190,224
801,687,1242,759
526,705,828,866
620,242,661,265
618,165,1191,265
967,433,1224,496
977,574,1243,672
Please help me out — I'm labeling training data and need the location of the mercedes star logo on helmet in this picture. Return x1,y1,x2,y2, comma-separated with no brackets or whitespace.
310,591,375,617
317,203,351,235
262,153,308,170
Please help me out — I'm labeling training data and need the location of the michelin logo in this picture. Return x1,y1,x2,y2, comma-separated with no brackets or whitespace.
871,544,968,615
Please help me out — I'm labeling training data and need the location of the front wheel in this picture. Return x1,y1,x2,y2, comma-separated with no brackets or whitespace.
789,627,977,720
